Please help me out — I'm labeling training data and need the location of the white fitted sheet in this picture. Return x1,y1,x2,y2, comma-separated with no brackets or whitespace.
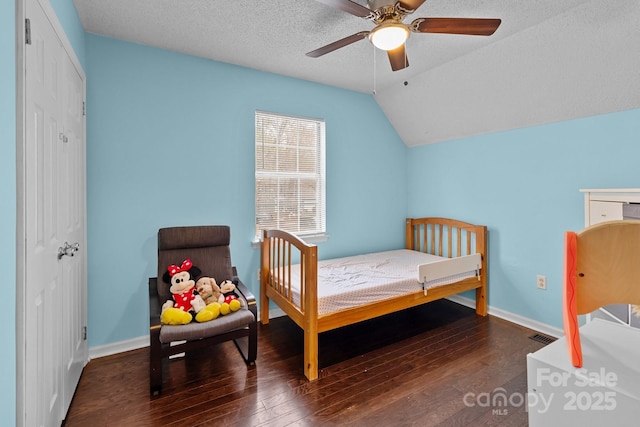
275,249,479,316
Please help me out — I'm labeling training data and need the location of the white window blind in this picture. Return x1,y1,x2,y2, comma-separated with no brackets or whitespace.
255,111,326,240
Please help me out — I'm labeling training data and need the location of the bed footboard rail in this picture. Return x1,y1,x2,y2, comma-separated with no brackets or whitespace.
260,229,319,379
260,230,318,326
406,217,488,315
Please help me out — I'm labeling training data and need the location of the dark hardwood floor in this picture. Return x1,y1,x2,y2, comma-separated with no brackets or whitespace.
64,300,550,426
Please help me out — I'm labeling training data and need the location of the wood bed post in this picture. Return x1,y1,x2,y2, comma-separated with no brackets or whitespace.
260,230,270,325
475,225,488,316
405,218,415,250
304,245,319,381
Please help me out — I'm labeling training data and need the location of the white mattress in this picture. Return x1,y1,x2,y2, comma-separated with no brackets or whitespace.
276,249,478,316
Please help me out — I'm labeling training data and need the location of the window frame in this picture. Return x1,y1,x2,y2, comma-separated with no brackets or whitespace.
254,110,327,244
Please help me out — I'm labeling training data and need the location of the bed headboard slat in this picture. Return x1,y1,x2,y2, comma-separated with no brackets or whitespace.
406,217,486,260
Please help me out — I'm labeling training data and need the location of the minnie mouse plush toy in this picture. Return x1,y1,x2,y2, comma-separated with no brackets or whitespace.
160,259,217,324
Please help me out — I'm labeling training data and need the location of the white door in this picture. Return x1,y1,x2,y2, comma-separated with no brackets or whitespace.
59,40,88,414
22,0,88,425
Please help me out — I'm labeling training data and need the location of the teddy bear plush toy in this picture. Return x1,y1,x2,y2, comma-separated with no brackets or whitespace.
195,277,242,317
195,277,223,305
160,259,219,325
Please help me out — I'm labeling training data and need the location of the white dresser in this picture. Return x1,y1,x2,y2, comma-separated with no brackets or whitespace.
581,188,640,328
582,188,640,225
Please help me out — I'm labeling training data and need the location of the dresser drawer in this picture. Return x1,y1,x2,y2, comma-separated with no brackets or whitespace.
589,201,623,225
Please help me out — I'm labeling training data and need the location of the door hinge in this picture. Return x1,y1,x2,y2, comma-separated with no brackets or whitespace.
25,18,31,45
83,326,87,340
82,101,86,116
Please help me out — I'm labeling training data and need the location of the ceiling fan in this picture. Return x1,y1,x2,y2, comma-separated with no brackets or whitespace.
307,0,501,71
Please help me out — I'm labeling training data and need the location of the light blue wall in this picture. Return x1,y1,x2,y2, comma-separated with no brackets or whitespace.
50,0,86,69
1,1,16,423
407,108,640,328
84,34,408,347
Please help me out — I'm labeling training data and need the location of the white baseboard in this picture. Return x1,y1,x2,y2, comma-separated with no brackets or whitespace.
88,300,561,359
88,309,287,359
88,335,149,360
268,307,287,319
446,295,563,338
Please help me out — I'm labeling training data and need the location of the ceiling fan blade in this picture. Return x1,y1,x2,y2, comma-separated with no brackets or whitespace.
396,0,427,13
387,44,409,71
411,17,501,36
314,0,373,18
306,31,370,58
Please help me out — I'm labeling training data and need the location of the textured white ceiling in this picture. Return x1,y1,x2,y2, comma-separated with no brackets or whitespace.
73,0,640,146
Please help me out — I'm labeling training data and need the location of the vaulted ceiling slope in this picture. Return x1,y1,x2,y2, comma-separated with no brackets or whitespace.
73,0,640,146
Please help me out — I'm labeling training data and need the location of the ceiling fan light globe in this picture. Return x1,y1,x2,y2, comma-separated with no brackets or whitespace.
369,24,409,51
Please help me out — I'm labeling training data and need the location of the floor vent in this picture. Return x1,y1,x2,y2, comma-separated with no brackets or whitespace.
529,333,556,345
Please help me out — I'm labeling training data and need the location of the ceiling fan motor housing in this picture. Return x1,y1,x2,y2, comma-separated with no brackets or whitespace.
371,3,409,24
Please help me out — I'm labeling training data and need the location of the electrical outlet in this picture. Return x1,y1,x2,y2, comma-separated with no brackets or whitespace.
537,275,546,290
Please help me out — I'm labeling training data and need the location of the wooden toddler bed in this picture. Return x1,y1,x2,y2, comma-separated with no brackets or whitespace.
260,217,488,380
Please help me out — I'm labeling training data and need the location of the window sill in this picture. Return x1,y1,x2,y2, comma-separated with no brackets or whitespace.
251,232,329,249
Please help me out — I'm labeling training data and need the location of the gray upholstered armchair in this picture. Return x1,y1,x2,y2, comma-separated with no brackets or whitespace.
149,225,257,395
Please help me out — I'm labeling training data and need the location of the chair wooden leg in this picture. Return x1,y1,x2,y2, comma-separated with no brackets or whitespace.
149,329,163,395
247,321,257,363
233,322,258,364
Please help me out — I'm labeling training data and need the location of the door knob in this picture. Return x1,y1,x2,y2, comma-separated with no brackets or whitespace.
57,242,80,259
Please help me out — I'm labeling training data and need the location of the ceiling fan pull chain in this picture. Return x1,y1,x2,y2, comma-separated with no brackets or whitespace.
373,43,377,95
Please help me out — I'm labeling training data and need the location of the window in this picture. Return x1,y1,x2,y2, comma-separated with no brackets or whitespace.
255,111,326,241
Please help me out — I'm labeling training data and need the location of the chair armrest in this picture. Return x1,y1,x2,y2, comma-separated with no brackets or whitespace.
149,277,162,328
231,267,256,315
